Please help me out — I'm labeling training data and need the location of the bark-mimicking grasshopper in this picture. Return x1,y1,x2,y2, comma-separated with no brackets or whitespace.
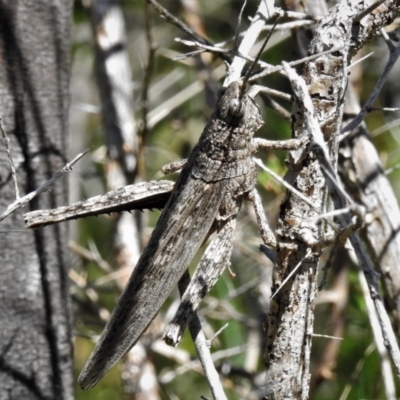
24,80,302,389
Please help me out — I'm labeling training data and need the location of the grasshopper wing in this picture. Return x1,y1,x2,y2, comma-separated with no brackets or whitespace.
78,170,223,389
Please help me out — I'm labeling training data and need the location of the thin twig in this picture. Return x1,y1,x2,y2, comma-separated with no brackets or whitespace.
147,64,227,128
0,117,19,199
225,0,275,85
253,158,320,212
160,343,249,384
271,248,312,299
69,240,113,274
175,38,271,68
146,0,230,63
177,38,340,85
350,234,400,376
353,0,387,23
346,51,374,71
138,1,157,178
356,264,396,399
233,0,247,50
311,207,352,222
0,149,90,223
339,343,375,400
207,323,229,347
147,0,207,44
385,162,400,175
318,239,340,290
249,47,341,81
341,43,400,136
0,230,29,234
178,271,228,400
371,116,400,136
259,93,292,121
248,85,292,101
311,334,343,340
176,38,238,55
370,107,400,112
242,15,281,91
262,20,315,31
275,9,321,21
380,28,396,52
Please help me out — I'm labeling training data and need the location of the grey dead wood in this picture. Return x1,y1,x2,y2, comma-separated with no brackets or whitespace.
0,1,74,399
275,0,343,396
264,1,400,399
280,0,400,396
285,62,400,376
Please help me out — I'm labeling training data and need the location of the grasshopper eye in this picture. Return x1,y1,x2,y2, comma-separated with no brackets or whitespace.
229,98,245,117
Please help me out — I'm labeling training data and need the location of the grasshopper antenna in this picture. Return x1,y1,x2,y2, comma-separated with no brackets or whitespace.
241,15,281,97
233,0,248,50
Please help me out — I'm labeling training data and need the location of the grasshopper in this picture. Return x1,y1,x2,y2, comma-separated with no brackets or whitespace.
25,80,303,389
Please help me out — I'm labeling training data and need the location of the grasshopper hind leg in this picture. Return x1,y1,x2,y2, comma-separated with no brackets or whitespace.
163,218,236,346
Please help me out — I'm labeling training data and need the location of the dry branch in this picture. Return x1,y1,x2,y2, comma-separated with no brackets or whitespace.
264,1,400,398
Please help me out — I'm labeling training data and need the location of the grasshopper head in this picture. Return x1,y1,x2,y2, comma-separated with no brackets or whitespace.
218,81,246,119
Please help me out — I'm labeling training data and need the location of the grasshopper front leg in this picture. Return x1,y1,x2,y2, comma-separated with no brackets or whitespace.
163,218,236,346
